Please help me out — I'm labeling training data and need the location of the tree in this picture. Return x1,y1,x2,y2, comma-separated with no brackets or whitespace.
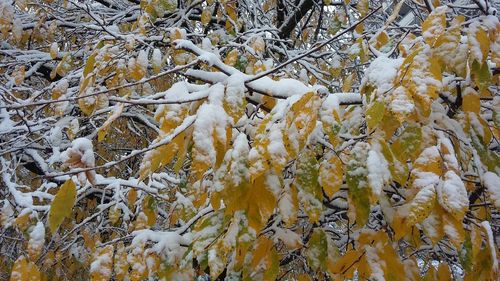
0,0,499,280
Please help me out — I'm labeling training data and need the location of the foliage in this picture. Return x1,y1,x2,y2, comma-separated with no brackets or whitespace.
0,0,499,280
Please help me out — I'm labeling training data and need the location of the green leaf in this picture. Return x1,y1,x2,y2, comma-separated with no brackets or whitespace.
48,179,77,233
391,124,422,162
346,142,370,227
295,149,322,223
471,60,491,94
459,231,473,273
471,133,500,172
306,228,328,271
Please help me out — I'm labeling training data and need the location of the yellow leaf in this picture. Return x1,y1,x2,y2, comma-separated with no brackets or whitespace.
380,111,400,138
469,25,490,63
284,92,321,157
421,206,445,244
108,206,121,225
261,95,276,110
437,263,452,281
224,49,239,66
342,73,354,93
462,87,480,114
243,236,279,281
247,174,278,231
48,179,77,234
128,189,137,209
128,243,148,281
13,65,25,86
201,9,212,26
173,130,190,173
224,1,237,22
142,195,157,226
366,100,385,131
10,256,41,281
412,146,442,177
371,30,389,49
139,132,185,180
114,242,129,281
251,36,265,53
128,58,146,81
391,205,411,240
83,53,96,78
97,103,124,142
442,212,465,249
357,0,369,17
327,250,361,278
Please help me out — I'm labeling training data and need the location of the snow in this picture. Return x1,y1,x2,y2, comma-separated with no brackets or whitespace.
413,171,440,189
414,146,439,166
225,74,246,123
152,48,162,69
367,144,390,198
321,95,340,117
54,78,69,94
332,92,362,105
265,172,282,197
192,83,229,166
2,159,34,208
137,49,148,69
0,200,14,226
468,20,486,62
0,107,14,134
411,45,442,97
90,246,113,276
25,149,48,174
484,172,500,208
480,221,499,274
132,229,188,253
228,133,250,185
48,126,63,147
437,135,459,171
12,18,22,41
50,42,59,56
365,246,385,281
274,228,301,249
361,56,403,96
267,125,288,167
278,184,296,225
437,171,469,214
422,6,447,42
186,69,228,83
247,77,309,98
389,86,414,115
28,222,45,254
61,137,95,167
408,185,436,223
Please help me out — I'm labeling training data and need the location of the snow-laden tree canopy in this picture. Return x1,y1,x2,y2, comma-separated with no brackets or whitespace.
1,0,499,280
